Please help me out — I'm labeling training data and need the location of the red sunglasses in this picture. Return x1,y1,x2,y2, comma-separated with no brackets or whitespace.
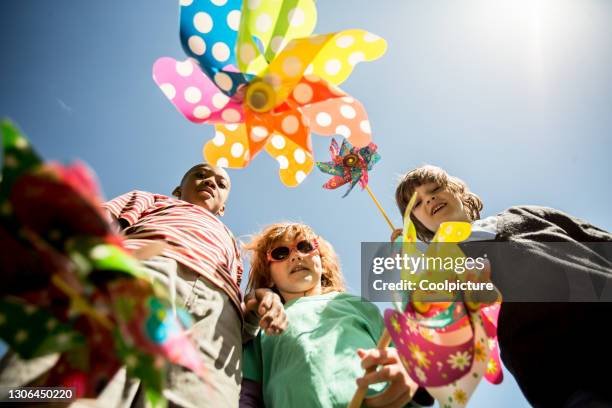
267,239,319,262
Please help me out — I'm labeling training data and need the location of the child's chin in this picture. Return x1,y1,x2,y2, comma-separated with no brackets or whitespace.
193,200,215,213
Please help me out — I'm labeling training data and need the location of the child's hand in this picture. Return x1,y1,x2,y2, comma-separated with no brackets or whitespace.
390,228,403,242
356,347,418,408
244,289,288,336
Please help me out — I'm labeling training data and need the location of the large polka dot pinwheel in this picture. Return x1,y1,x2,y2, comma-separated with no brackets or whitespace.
153,0,387,186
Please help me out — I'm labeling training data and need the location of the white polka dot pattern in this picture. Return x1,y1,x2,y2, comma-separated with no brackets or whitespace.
236,0,317,76
305,29,387,85
179,0,249,95
153,57,244,124
265,134,314,187
163,0,386,187
204,124,251,168
261,28,385,106
301,91,373,147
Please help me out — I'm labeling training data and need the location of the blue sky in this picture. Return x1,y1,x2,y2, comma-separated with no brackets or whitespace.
2,1,611,406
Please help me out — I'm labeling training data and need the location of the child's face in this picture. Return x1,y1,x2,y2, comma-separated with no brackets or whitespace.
411,182,469,233
175,164,230,215
268,238,323,302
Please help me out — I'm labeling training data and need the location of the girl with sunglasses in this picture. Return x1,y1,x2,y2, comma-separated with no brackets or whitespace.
239,223,429,408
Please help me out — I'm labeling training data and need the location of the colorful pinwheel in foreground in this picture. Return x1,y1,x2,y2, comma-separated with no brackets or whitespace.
153,0,386,186
316,138,380,198
0,121,206,407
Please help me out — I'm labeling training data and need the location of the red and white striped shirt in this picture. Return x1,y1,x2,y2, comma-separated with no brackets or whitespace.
102,190,243,315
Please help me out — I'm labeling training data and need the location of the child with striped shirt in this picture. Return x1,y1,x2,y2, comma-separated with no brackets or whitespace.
102,163,287,408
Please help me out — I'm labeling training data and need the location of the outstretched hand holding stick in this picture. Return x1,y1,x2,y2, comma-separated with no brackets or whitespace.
349,193,418,408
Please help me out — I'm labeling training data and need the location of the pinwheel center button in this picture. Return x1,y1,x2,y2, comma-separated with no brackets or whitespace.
343,153,359,167
246,81,276,113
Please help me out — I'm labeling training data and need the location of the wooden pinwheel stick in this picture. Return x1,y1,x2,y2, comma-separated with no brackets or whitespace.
347,186,396,407
350,191,418,407
347,186,404,406
364,185,395,232
348,329,392,408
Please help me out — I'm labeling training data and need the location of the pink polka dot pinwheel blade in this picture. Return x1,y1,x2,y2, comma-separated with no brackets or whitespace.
153,57,244,124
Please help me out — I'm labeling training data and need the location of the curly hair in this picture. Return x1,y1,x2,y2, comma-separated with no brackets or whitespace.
395,165,483,242
243,223,345,300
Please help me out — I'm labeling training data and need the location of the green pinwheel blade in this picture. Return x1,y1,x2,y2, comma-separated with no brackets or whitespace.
236,0,317,75
0,120,43,204
315,161,344,177
67,239,146,280
0,297,86,359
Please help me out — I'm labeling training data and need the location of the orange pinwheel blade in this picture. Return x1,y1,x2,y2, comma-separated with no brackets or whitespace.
301,94,372,147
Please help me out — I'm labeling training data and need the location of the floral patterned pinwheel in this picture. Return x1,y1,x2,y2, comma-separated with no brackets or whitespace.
316,138,380,197
0,120,206,407
382,201,504,408
153,0,387,186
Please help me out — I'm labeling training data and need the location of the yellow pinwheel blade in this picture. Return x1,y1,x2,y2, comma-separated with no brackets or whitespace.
264,133,313,187
264,33,338,104
402,192,418,243
401,192,420,284
203,124,252,168
424,222,472,284
308,29,387,85
432,222,472,243
263,29,387,106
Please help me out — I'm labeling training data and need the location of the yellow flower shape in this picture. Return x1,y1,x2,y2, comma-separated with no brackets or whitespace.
453,388,468,405
447,351,472,371
408,343,431,370
486,357,499,375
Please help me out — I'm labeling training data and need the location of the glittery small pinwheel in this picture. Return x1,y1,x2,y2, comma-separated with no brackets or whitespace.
152,0,386,187
315,138,380,198
316,137,394,233
0,120,207,407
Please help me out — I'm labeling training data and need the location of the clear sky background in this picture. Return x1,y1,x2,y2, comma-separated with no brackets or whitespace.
1,1,611,406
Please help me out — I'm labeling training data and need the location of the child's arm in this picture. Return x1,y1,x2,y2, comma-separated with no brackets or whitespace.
499,206,612,242
104,209,126,233
101,190,156,228
243,289,288,338
239,379,264,408
241,336,265,407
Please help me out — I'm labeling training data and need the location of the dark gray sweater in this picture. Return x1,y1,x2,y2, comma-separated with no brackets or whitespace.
468,206,612,407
